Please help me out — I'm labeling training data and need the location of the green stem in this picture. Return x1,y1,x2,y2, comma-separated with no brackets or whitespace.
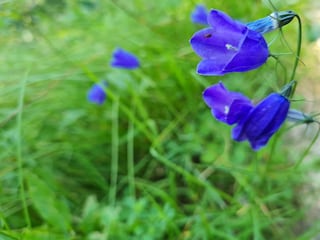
294,124,320,169
109,97,119,205
289,14,302,94
127,104,135,199
17,71,31,227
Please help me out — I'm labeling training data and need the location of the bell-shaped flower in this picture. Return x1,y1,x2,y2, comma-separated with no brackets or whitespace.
232,93,290,150
190,9,269,76
87,82,107,105
203,82,292,150
110,48,140,69
191,4,209,25
203,81,253,125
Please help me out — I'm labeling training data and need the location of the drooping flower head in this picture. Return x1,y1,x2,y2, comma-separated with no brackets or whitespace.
87,82,107,105
203,81,293,150
110,48,140,69
191,4,209,25
190,10,269,76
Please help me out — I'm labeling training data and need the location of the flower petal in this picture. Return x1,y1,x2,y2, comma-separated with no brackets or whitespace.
190,28,240,60
197,59,227,76
207,10,247,35
249,132,274,150
232,93,289,150
228,99,253,125
224,30,269,72
191,4,208,25
87,83,106,105
203,82,252,124
110,48,140,69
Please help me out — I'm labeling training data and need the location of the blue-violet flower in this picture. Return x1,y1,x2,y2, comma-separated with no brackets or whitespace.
203,82,290,150
110,48,140,69
191,4,209,25
87,83,107,105
190,9,269,76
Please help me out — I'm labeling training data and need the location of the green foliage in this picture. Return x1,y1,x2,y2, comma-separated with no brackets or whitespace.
0,0,319,239
26,172,71,232
76,195,178,239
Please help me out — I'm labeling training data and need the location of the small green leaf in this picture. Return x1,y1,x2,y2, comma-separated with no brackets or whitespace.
26,172,71,232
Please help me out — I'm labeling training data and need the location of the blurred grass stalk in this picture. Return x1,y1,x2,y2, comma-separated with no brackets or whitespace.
17,70,31,227
109,96,119,206
127,103,136,199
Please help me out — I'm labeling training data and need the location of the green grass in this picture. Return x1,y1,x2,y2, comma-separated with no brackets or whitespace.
0,0,320,239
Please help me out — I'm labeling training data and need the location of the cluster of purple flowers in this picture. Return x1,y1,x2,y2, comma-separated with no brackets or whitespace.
88,5,315,151
190,6,311,150
87,47,140,105
203,81,291,150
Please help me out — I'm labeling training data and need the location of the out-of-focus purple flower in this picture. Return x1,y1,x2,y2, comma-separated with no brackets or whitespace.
191,4,209,25
190,9,269,76
110,48,140,69
87,83,107,105
203,81,253,125
232,93,290,150
246,10,296,34
203,82,290,150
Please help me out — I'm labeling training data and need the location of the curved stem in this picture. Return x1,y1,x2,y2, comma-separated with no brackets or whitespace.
290,14,302,94
294,123,320,169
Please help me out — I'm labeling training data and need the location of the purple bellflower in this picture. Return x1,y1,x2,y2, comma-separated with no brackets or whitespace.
203,82,291,150
191,4,209,25
190,9,269,76
87,82,107,105
110,48,140,69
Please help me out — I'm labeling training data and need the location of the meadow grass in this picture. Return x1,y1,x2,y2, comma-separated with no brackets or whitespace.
0,0,320,239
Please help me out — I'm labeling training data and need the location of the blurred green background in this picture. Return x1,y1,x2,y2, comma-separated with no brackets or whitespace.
1,0,320,239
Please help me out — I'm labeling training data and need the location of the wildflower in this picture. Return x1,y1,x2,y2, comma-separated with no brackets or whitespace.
87,83,107,105
191,4,209,25
246,10,296,34
203,82,292,150
110,48,140,69
190,9,269,76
